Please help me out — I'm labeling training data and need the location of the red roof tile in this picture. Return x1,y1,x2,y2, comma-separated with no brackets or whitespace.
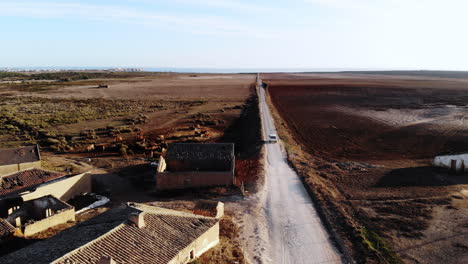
0,169,65,196
0,145,40,166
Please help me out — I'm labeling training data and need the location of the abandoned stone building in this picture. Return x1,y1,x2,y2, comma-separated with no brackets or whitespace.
0,145,41,176
1,195,75,237
156,143,235,190
3,202,223,264
0,146,92,240
0,168,92,203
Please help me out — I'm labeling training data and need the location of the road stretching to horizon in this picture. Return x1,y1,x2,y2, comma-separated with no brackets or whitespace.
257,75,343,264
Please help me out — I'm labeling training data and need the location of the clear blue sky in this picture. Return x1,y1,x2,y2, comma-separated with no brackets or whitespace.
1,0,467,70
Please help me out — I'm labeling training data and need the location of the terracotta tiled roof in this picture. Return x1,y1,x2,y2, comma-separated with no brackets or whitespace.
0,145,40,166
0,169,65,196
55,213,218,264
0,219,15,238
3,204,219,264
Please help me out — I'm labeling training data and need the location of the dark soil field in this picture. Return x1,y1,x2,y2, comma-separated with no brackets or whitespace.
264,73,468,264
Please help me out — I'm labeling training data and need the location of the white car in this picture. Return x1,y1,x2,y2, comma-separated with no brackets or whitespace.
268,134,278,143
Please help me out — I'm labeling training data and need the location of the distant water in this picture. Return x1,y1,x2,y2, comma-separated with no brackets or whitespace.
144,67,368,73
1,66,397,73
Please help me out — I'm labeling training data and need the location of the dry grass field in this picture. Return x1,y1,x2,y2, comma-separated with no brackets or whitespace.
0,72,256,156
0,72,261,263
264,73,468,264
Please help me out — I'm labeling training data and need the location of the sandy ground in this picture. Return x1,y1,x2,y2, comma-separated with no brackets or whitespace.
228,180,272,264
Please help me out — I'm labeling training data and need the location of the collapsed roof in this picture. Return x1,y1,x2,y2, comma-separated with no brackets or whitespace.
165,143,235,172
0,145,40,167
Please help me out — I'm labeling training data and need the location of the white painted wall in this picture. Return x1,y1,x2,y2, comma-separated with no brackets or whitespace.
433,154,468,172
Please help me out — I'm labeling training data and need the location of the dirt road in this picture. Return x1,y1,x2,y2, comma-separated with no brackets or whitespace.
258,77,342,264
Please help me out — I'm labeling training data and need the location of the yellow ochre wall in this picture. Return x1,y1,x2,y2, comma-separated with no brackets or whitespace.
169,222,220,264
23,207,75,237
22,173,92,202
0,161,42,177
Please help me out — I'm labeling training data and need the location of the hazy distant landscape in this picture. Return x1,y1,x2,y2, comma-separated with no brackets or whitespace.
2,0,468,263
2,69,467,263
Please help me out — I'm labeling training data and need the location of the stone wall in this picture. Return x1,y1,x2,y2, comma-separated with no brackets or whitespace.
0,161,41,176
169,222,220,264
156,171,234,191
23,206,75,237
4,195,75,237
22,173,91,202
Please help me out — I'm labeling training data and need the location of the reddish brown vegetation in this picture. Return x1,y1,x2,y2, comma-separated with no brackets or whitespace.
221,92,263,191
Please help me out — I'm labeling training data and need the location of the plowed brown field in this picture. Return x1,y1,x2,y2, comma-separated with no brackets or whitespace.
265,73,468,264
268,76,468,160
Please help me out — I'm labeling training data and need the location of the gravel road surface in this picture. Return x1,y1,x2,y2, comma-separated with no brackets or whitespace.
258,76,342,264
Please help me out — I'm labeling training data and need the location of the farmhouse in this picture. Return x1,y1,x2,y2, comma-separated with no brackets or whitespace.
433,152,468,173
3,202,223,264
0,169,90,238
0,145,41,176
156,143,235,190
0,146,92,240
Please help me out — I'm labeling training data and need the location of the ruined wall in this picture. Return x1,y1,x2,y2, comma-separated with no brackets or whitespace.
0,161,41,176
156,171,234,191
167,159,232,172
434,154,468,172
18,161,42,172
23,207,75,237
22,173,91,202
157,156,167,173
169,222,220,264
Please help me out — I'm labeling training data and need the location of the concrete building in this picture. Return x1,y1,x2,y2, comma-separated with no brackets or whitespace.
1,195,75,237
3,202,223,264
0,145,41,176
156,143,235,190
434,153,468,173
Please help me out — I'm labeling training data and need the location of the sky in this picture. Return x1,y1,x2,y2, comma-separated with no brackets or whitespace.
1,0,467,70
